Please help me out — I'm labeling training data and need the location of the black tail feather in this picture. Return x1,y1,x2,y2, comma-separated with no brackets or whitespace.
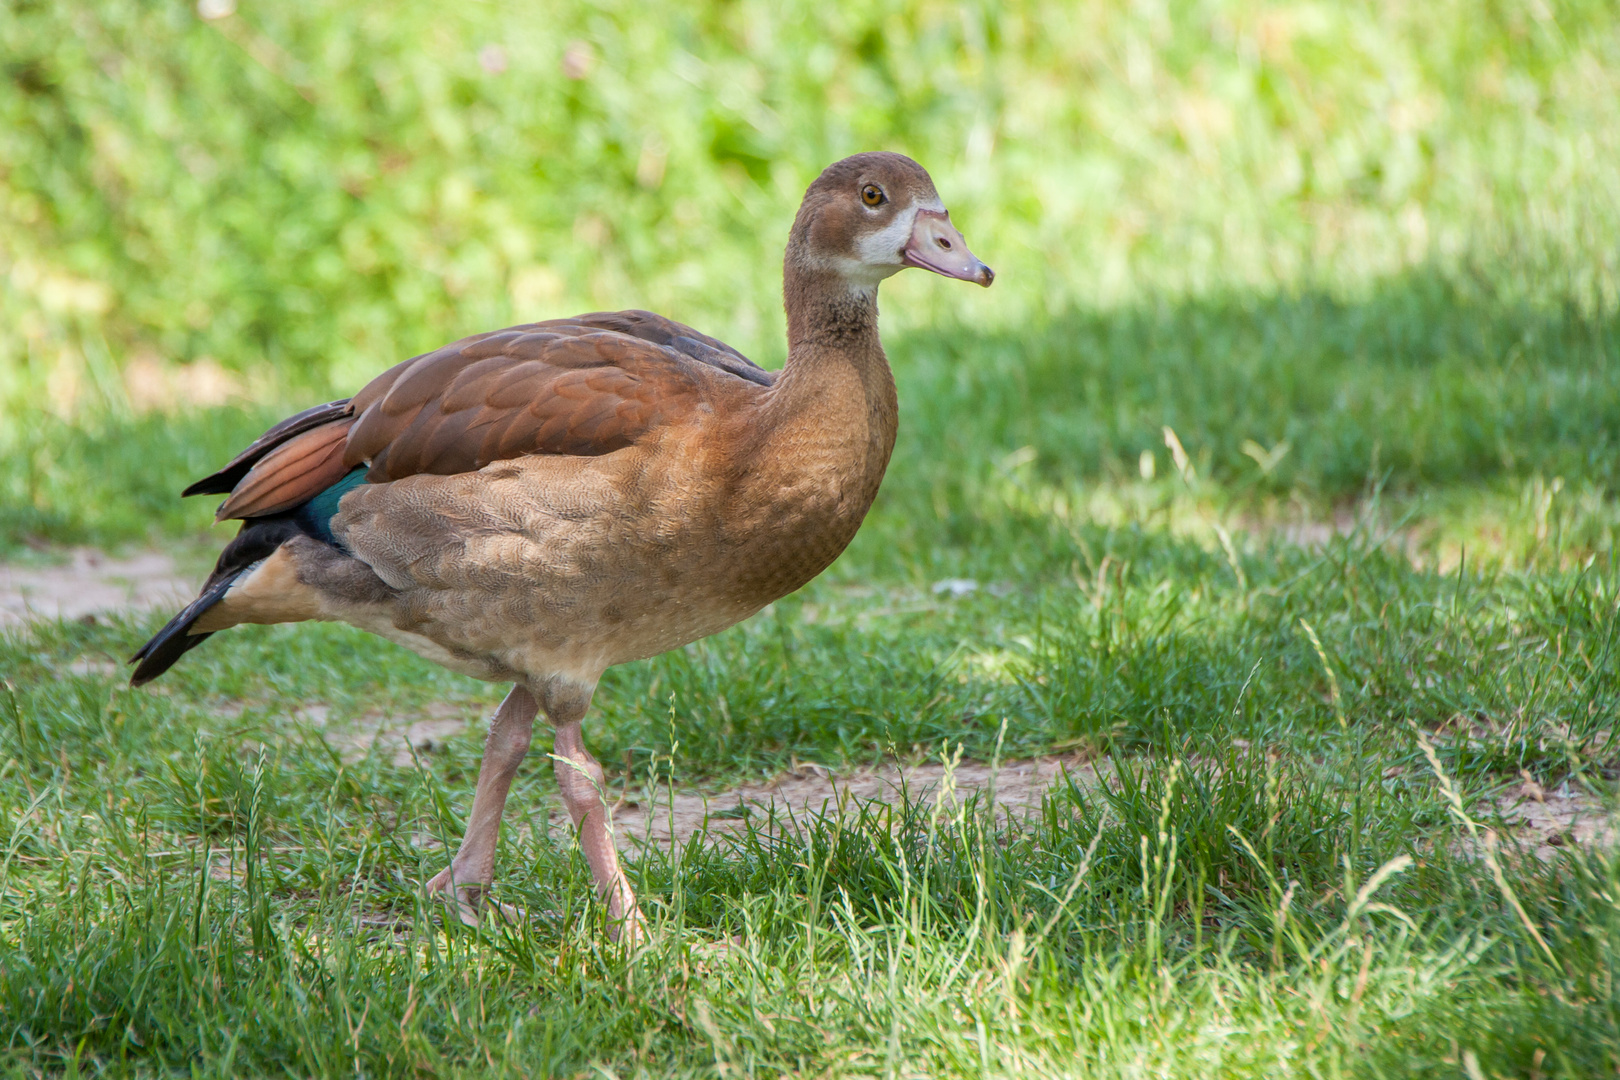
129,517,305,685
128,576,237,686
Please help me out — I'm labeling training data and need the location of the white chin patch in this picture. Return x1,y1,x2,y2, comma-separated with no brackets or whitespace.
841,198,947,287
802,198,949,290
853,209,917,271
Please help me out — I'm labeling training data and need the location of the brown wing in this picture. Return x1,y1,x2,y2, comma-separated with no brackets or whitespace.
183,398,354,498
566,310,774,387
216,419,353,519
201,315,770,522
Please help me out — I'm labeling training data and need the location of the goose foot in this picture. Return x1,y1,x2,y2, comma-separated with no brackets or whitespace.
424,867,526,927
607,895,648,947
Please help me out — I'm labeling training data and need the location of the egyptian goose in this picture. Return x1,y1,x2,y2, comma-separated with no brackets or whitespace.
130,152,992,942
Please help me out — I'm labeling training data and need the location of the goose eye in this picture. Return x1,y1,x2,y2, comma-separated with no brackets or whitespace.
860,184,885,207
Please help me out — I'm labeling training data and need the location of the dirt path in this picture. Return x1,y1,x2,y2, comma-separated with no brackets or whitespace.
1495,778,1618,862
0,548,195,626
605,754,1101,850
601,759,1616,856
341,701,1612,856
7,549,1613,859
318,706,1100,850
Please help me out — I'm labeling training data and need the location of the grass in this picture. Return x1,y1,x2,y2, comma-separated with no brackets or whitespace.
3,0,1620,1075
4,547,1620,1075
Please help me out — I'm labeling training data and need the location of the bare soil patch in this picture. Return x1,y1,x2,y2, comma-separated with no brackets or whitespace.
304,703,1620,859
1495,777,1618,862
318,700,1102,850
0,548,195,627
606,754,1102,850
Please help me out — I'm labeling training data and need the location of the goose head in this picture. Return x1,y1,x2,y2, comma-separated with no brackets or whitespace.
787,152,994,292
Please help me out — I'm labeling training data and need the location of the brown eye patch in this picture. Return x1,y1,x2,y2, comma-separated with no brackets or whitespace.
860,184,885,207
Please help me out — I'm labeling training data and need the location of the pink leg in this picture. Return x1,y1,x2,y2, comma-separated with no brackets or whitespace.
425,684,537,925
552,717,644,945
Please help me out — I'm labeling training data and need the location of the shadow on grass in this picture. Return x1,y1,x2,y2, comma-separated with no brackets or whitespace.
2,267,1615,558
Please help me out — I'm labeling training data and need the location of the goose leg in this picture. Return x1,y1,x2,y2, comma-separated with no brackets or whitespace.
425,683,537,925
552,714,644,945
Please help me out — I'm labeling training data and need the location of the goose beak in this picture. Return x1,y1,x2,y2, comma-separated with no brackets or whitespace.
902,209,994,287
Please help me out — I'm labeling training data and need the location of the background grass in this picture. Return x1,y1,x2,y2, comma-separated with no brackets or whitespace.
2,0,1620,1076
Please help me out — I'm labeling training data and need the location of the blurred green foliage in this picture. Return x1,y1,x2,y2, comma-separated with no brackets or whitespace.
1,0,1617,412
1,0,1618,560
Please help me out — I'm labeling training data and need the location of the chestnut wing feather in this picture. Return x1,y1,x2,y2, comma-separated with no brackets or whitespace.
216,420,355,519
344,328,705,481
202,315,768,522
182,399,354,498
